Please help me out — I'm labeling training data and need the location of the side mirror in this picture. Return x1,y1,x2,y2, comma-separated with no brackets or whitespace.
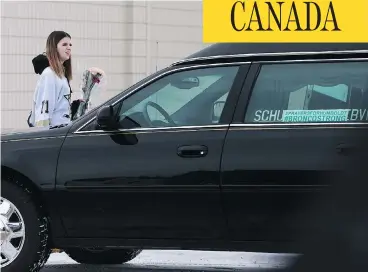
211,101,225,123
96,105,118,130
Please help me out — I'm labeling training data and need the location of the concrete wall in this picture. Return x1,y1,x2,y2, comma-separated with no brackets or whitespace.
1,1,208,130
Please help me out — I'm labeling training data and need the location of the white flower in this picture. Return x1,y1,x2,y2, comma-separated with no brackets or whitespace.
88,67,105,76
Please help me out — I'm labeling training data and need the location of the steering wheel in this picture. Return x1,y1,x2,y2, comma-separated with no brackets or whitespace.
143,101,176,126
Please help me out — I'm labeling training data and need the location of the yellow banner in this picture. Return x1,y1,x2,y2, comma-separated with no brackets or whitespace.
203,0,368,43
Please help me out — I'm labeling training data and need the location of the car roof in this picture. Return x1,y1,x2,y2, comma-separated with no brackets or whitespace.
172,43,368,66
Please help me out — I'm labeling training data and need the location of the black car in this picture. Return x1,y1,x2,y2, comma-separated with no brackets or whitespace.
1,43,368,272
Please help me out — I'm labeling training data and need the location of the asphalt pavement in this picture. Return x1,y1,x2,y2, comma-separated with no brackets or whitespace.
42,250,298,272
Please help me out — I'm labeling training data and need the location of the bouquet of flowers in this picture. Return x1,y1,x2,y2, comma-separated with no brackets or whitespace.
72,67,106,120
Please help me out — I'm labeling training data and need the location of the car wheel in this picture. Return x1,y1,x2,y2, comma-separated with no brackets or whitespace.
65,248,142,264
1,178,51,272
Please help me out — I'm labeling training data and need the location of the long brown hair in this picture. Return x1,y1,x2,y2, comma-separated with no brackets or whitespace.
45,31,72,81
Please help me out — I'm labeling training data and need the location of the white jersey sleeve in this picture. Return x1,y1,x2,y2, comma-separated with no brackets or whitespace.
33,71,59,127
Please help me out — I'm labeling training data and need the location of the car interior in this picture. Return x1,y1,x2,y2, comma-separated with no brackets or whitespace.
113,69,239,129
245,61,368,123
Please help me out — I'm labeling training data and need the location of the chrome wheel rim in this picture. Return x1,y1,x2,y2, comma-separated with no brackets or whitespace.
0,197,25,268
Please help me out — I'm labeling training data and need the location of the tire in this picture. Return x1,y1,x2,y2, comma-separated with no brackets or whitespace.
1,178,51,272
65,248,142,264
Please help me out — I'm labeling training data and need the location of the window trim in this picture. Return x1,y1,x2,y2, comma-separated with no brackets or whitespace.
74,62,250,134
232,57,368,128
172,50,368,66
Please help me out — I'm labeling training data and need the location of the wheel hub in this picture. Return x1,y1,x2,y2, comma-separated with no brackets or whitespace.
0,217,11,245
0,197,25,268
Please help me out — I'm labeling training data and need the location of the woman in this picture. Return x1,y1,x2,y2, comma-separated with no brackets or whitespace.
28,31,74,128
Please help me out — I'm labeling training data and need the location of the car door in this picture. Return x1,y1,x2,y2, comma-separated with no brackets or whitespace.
220,57,368,248
54,63,249,241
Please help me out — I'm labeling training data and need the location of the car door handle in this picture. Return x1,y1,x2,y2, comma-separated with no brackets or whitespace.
336,143,354,154
177,145,208,158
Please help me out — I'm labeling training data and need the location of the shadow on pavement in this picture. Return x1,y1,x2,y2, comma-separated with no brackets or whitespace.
42,263,285,272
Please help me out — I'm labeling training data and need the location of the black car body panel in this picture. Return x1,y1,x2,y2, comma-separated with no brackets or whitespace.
1,125,71,190
221,125,368,242
1,43,368,253
54,127,229,240
1,125,70,142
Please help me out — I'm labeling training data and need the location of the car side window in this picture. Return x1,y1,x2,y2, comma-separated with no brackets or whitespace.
244,61,368,124
113,65,240,129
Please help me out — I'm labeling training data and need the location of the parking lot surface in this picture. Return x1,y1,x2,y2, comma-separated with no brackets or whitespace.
43,250,298,271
